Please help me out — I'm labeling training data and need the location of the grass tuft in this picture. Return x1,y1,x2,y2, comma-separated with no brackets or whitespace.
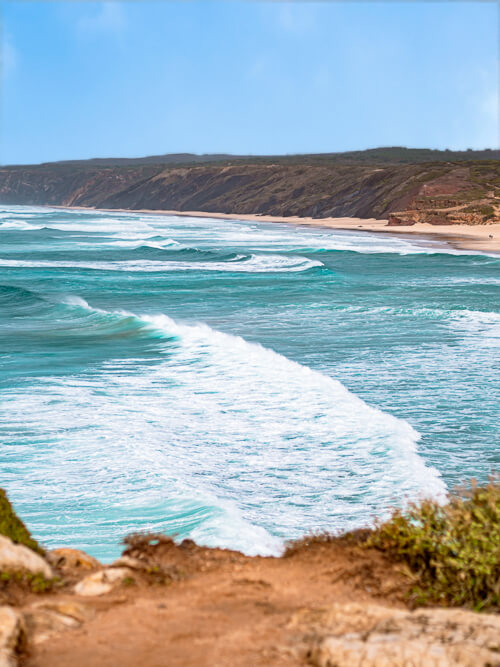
367,476,500,610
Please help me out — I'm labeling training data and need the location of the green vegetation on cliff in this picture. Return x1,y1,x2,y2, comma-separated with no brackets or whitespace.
369,476,500,610
286,477,500,611
0,489,43,555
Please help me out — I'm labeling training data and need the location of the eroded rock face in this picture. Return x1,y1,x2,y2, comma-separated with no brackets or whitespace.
47,548,101,573
0,606,25,667
0,536,52,579
300,603,500,667
74,567,134,597
0,158,496,223
110,555,149,571
388,214,416,226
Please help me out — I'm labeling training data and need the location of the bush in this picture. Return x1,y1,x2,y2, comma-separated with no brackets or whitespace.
478,205,495,221
0,570,58,594
462,204,496,220
0,488,43,555
368,476,500,610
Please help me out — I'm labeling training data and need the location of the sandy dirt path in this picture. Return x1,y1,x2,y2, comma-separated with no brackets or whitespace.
24,539,407,667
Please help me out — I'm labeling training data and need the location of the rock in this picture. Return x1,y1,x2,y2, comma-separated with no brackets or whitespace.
74,568,134,597
23,601,95,645
110,555,149,571
0,536,52,579
47,548,101,572
388,214,406,226
23,609,80,646
29,600,95,624
0,606,25,667
387,213,417,226
302,603,500,667
310,635,492,666
0,650,14,667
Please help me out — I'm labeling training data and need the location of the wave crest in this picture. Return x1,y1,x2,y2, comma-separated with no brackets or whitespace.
0,253,323,273
0,297,446,559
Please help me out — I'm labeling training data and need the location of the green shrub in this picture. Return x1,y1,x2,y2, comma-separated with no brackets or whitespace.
478,205,495,221
0,488,44,555
122,576,136,587
368,476,500,610
0,570,58,594
462,204,496,220
26,572,57,593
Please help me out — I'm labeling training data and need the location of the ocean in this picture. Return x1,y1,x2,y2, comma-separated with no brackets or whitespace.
0,205,498,561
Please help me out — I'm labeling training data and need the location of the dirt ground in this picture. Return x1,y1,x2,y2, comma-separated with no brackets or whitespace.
22,537,410,667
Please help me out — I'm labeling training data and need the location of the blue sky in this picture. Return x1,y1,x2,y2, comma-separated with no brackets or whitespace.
1,1,498,164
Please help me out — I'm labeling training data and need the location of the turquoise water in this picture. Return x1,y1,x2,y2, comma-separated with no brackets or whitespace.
0,205,498,561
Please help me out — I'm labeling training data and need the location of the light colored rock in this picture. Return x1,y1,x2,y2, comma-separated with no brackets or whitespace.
22,600,95,645
47,548,100,572
0,606,25,667
303,603,500,667
311,636,448,667
0,651,13,667
23,609,80,645
110,555,149,571
74,567,134,597
310,635,497,667
29,600,95,624
0,535,52,579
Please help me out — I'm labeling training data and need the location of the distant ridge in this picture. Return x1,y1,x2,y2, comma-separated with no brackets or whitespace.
6,146,500,169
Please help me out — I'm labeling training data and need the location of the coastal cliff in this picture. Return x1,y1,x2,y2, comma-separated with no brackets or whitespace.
0,148,498,224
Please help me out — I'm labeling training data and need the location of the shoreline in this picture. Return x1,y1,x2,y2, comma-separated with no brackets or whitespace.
55,205,500,254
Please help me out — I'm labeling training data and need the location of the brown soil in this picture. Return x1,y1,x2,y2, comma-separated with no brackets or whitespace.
22,537,411,667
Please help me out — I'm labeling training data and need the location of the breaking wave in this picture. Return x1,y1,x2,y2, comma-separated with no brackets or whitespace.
0,254,323,273
0,294,446,558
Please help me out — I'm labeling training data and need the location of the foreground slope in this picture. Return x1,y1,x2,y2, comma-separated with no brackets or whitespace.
0,536,497,667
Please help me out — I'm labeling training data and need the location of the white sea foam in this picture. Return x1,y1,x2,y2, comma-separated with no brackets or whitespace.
448,309,500,348
59,295,92,308
1,206,497,257
103,238,180,249
1,300,446,559
0,254,323,273
0,220,43,230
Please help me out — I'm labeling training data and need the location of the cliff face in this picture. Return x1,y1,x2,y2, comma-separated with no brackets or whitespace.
91,163,433,219
0,155,498,223
0,166,161,209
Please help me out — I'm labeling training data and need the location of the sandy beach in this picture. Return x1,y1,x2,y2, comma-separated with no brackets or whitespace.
82,207,500,254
